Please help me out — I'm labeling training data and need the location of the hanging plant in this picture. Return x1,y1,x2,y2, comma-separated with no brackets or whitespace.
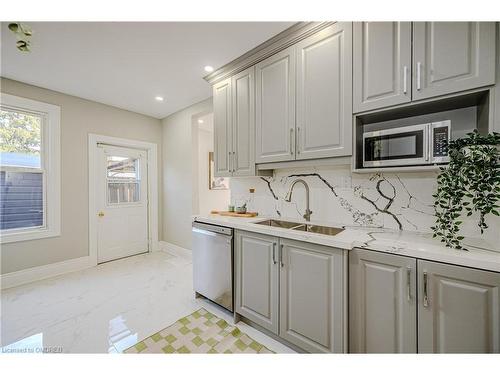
8,22,33,52
432,130,500,249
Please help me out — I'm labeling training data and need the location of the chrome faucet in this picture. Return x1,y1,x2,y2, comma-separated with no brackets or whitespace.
284,179,313,222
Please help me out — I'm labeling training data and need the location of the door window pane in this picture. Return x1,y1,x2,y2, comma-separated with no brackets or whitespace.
107,182,140,204
0,109,42,168
0,171,43,230
107,156,138,179
106,155,140,204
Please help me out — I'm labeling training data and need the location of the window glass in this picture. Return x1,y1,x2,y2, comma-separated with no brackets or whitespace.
0,171,43,230
0,108,44,231
0,109,42,168
107,156,138,179
0,94,60,243
106,156,140,204
107,182,140,204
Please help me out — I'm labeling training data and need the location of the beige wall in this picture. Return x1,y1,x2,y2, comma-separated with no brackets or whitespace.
0,78,162,274
494,22,500,133
162,98,212,251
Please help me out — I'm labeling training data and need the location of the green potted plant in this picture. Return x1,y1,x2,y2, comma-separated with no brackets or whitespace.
432,130,500,249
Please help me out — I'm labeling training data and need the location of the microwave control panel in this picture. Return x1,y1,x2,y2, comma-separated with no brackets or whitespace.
433,126,449,158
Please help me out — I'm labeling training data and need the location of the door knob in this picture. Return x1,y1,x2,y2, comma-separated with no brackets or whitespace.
98,211,105,217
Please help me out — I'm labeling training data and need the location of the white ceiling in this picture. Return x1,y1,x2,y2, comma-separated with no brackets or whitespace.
0,22,294,119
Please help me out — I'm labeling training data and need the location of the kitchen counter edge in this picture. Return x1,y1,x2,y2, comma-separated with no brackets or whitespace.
192,215,500,273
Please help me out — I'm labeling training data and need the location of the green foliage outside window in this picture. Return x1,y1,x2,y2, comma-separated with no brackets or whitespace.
0,109,41,155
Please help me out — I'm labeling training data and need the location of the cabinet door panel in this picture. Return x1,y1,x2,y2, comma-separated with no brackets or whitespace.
255,46,296,163
280,239,345,353
232,67,255,176
353,22,411,113
234,231,279,334
213,78,232,176
349,248,417,353
296,22,352,159
418,260,500,353
413,22,496,100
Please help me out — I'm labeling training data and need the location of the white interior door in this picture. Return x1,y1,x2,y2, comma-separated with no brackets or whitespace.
96,144,149,263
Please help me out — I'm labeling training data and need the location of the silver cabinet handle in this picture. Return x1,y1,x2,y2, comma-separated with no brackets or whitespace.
296,127,301,154
228,151,232,173
403,65,408,94
272,243,277,265
423,271,429,307
232,151,236,173
416,62,422,91
406,267,412,302
279,244,284,268
289,128,294,155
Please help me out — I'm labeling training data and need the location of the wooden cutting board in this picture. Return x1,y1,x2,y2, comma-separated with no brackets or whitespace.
211,210,258,218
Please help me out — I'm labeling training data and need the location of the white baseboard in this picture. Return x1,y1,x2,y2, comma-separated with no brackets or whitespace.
159,241,191,257
0,256,93,290
1,243,182,290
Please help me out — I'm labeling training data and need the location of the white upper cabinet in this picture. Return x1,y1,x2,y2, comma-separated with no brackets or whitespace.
353,22,496,112
212,78,232,176
212,21,497,170
255,46,296,163
231,67,255,176
213,68,255,177
296,22,353,159
413,22,496,101
353,22,412,113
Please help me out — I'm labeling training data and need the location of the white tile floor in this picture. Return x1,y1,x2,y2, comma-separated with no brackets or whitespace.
1,249,294,353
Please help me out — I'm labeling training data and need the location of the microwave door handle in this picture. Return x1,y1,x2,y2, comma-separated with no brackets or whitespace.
425,125,431,162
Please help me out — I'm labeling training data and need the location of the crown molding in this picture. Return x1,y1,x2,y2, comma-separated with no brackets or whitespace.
203,22,336,84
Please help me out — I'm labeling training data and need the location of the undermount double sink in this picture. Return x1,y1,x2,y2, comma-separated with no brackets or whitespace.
255,219,344,236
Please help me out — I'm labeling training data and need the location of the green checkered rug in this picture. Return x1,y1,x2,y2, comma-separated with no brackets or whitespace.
124,308,274,354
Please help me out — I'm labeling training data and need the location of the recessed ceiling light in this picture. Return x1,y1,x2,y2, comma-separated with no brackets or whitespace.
198,119,204,124
204,65,214,73
155,96,164,102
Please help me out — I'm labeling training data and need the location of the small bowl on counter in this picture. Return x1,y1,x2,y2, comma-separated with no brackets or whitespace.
235,206,247,214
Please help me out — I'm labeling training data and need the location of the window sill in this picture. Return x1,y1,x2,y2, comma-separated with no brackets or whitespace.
0,227,61,244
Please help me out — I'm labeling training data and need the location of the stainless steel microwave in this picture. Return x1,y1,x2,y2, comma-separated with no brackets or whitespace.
363,121,451,168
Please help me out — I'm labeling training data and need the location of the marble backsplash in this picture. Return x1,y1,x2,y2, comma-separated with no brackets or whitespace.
229,165,499,247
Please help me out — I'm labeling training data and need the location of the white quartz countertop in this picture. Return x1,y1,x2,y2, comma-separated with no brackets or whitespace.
193,214,500,273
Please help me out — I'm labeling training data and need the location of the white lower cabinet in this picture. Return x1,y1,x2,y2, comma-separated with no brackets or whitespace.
349,248,417,353
350,248,500,353
418,260,500,353
234,230,347,353
234,231,279,334
235,236,500,353
279,239,346,353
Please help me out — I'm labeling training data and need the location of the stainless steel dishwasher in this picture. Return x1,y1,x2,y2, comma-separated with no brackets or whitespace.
192,221,233,312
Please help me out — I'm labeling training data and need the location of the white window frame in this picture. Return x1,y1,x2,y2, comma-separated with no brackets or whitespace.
0,93,61,244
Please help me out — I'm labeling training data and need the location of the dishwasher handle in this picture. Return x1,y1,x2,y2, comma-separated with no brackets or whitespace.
192,221,233,236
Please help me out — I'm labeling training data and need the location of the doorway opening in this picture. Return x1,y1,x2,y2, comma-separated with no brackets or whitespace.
192,113,230,216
